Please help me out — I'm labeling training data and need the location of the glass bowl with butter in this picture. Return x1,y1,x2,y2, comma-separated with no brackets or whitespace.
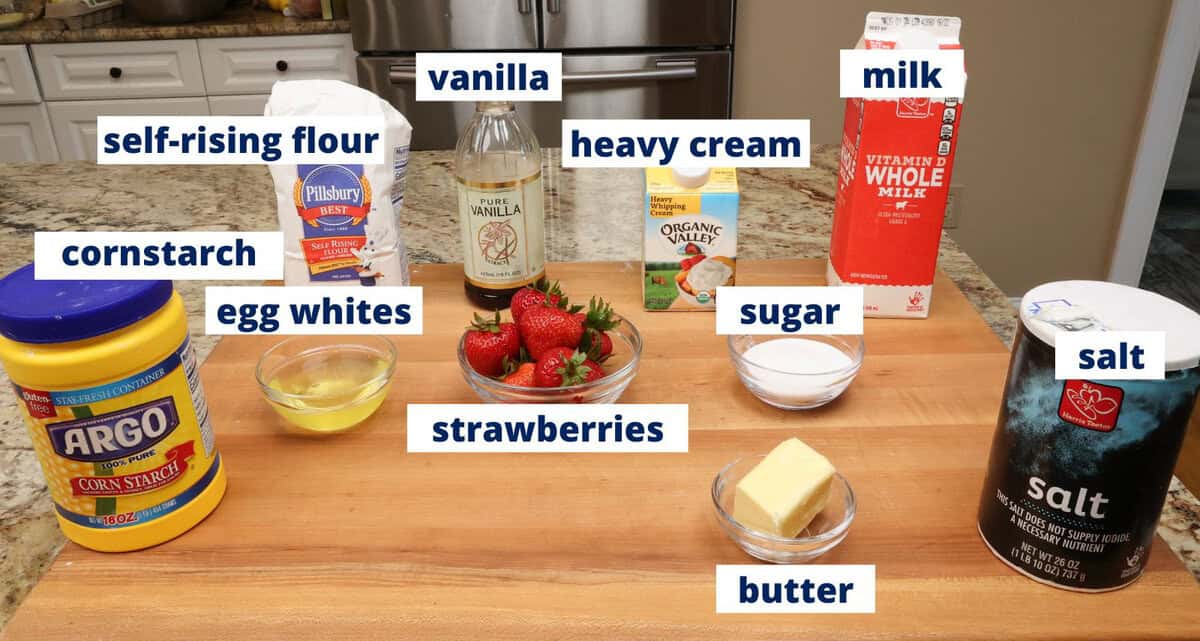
727,335,864,409
256,336,396,435
712,439,856,563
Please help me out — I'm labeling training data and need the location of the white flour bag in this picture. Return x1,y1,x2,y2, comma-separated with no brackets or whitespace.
266,80,412,286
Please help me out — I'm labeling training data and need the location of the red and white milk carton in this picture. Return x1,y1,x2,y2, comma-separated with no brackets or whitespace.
827,12,965,318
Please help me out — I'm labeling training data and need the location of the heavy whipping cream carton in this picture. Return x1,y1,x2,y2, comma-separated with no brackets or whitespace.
643,167,738,311
827,12,965,318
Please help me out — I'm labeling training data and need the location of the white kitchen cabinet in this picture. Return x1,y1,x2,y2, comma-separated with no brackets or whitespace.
0,104,59,162
0,45,41,105
198,33,355,96
32,40,206,101
47,97,210,161
207,93,270,116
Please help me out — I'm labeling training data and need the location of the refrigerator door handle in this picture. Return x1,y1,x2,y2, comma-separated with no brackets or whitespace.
518,0,534,14
390,59,698,85
563,59,697,84
389,63,417,83
546,0,561,13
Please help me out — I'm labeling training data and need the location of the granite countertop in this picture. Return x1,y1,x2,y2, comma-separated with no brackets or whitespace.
0,147,1195,628
0,2,349,45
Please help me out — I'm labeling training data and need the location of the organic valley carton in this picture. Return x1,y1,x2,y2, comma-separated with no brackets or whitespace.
643,167,738,311
827,12,965,318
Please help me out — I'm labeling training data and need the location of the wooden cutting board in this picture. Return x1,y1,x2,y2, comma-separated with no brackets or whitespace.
5,260,1199,641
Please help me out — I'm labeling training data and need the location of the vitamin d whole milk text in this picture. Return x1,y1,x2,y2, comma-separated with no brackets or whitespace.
0,266,226,552
978,281,1200,591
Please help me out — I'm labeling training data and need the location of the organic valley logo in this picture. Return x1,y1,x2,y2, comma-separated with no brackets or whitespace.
659,219,723,246
1058,380,1123,432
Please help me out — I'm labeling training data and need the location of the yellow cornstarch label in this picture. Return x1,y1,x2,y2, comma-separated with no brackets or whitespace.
18,338,218,529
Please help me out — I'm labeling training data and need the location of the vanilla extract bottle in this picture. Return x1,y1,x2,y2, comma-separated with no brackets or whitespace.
454,101,546,309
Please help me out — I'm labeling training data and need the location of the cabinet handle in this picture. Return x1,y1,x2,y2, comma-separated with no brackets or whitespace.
276,60,288,72
109,67,122,79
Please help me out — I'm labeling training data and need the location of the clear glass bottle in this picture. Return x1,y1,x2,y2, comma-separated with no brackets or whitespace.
454,101,546,310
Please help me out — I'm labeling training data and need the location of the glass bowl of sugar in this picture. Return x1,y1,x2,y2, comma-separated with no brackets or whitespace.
727,335,864,409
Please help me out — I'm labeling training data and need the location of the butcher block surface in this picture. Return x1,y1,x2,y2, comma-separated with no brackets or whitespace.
4,260,1198,641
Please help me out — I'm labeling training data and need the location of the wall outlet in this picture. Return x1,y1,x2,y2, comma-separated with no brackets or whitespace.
944,184,965,229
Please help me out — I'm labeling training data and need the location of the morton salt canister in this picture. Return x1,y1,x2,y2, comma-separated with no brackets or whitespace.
978,280,1200,591
0,265,226,552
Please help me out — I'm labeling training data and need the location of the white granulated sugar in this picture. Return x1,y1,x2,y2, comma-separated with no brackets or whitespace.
743,338,854,403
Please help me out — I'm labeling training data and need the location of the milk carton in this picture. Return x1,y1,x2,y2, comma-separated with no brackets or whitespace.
827,12,965,318
643,167,738,311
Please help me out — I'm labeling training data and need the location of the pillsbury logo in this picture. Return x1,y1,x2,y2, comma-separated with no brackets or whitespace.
295,164,371,227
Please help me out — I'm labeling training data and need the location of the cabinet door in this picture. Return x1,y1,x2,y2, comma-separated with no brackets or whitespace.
46,97,210,161
199,34,355,96
207,93,269,116
0,45,41,105
0,104,59,162
32,40,206,101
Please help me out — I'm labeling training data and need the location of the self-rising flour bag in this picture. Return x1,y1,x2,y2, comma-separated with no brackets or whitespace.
267,80,412,286
827,12,965,318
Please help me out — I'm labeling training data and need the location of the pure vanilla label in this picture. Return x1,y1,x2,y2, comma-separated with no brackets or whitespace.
457,173,546,289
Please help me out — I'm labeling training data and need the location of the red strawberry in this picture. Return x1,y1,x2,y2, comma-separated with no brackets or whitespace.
519,303,584,360
462,312,520,376
581,329,614,361
510,279,563,323
579,298,620,361
533,347,604,387
502,362,536,387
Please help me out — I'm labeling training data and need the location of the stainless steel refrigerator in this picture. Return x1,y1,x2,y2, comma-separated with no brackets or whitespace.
350,0,735,149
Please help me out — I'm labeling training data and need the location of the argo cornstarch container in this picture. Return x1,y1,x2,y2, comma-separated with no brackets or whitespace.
0,265,226,552
978,280,1200,591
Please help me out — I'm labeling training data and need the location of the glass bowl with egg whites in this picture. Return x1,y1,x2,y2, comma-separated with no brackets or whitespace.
457,315,643,403
727,334,864,409
711,454,856,563
256,336,397,435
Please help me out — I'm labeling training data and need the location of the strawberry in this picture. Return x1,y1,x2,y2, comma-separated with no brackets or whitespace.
518,302,584,359
502,362,537,387
462,312,520,376
581,328,614,361
579,298,620,361
533,347,604,387
510,279,563,323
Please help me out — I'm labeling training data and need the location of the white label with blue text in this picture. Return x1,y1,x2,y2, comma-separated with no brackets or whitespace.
416,52,562,102
715,286,864,335
205,286,422,335
406,404,688,453
35,231,283,280
839,49,966,98
562,119,810,168
1054,330,1166,380
97,116,385,164
715,565,875,614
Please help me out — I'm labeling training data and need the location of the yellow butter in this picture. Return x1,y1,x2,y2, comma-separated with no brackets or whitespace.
733,438,835,537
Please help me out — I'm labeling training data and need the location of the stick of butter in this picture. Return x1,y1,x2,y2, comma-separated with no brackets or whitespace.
732,438,836,537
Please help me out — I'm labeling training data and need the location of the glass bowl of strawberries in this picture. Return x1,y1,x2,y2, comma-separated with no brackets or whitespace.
457,283,643,403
